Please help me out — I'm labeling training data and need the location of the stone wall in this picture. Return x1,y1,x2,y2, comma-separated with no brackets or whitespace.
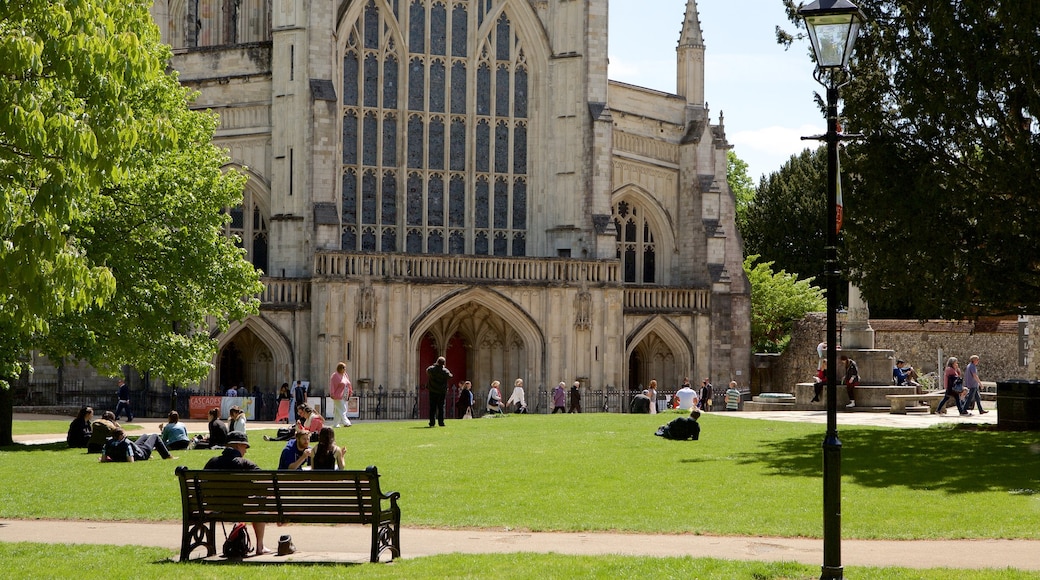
757,314,1030,393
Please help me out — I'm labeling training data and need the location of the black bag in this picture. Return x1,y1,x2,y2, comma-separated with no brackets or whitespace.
952,376,964,393
222,522,252,558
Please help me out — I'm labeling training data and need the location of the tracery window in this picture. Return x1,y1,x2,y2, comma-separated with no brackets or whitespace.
225,187,269,274
165,0,272,49
341,0,529,256
612,200,656,284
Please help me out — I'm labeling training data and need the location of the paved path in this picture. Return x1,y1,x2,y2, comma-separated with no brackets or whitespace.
10,408,1036,572
0,518,1037,571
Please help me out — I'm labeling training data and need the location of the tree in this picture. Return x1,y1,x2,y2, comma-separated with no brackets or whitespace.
741,147,829,283
782,1,1040,318
744,254,826,353
0,1,261,444
727,150,756,234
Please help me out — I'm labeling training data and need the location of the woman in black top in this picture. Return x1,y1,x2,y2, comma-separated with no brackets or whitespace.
66,406,93,448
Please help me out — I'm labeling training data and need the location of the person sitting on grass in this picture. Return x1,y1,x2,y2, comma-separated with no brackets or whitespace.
100,428,176,462
189,407,229,450
296,404,325,441
67,406,94,449
87,411,120,454
312,427,346,470
278,430,313,470
160,410,191,451
654,409,701,441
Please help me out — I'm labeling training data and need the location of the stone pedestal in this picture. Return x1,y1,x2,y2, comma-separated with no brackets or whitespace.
840,348,896,386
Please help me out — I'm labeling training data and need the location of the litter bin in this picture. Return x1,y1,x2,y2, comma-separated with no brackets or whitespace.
996,380,1040,431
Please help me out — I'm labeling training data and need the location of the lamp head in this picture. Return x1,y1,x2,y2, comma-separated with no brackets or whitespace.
799,0,865,71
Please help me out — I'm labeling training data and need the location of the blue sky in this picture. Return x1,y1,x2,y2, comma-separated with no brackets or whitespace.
609,0,826,182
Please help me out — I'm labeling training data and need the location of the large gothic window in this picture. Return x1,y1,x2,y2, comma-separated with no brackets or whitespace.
613,200,656,284
341,0,530,256
225,187,269,275
165,0,272,49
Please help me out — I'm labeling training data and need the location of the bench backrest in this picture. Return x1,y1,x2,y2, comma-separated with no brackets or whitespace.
176,467,389,525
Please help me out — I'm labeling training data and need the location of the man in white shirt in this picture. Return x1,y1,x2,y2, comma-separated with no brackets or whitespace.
675,377,698,410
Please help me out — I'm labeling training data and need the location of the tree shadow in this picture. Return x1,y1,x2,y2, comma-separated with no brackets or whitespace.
0,442,71,453
736,425,1040,494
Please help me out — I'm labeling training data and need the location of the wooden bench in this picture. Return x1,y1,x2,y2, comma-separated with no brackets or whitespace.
175,466,401,563
885,393,945,414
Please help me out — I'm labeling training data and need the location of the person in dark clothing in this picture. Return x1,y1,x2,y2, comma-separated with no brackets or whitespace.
426,356,452,427
87,411,119,453
204,431,268,556
455,381,474,419
655,409,702,441
67,406,93,448
114,378,133,422
630,390,651,413
568,381,582,413
100,428,174,461
189,407,230,449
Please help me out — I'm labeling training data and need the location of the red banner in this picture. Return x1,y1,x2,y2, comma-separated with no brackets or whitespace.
189,396,223,419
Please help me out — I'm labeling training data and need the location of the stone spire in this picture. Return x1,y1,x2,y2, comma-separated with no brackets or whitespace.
677,0,705,105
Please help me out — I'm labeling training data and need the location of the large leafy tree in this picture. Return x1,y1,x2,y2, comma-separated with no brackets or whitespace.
727,150,756,235
0,0,261,444
744,254,826,353
783,1,1040,318
741,147,828,283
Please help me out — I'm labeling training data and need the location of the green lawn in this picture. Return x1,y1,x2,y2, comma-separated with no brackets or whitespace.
12,420,141,436
2,543,1035,580
3,412,1038,540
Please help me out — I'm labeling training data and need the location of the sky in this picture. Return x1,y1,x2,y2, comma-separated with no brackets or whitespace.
608,0,825,182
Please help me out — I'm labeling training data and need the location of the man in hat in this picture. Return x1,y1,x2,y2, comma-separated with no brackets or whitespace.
204,431,269,555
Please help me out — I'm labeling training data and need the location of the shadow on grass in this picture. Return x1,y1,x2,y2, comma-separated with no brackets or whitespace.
737,425,1040,495
0,442,71,453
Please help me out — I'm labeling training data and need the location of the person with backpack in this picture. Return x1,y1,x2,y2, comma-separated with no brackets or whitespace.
100,428,175,462
204,431,269,556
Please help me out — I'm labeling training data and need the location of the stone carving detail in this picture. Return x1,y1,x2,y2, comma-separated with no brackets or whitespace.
356,281,376,328
575,289,592,330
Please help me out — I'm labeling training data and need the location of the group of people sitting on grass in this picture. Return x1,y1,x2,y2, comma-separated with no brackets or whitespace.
65,401,340,465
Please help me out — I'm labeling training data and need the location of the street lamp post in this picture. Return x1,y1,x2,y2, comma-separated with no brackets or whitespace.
797,2,865,579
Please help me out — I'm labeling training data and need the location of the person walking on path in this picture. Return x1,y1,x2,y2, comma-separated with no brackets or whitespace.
963,355,988,414
506,378,527,413
937,357,969,416
329,362,353,427
552,382,567,413
204,431,269,556
426,356,452,427
455,381,474,419
114,379,133,422
486,380,505,415
568,381,582,413
841,355,860,409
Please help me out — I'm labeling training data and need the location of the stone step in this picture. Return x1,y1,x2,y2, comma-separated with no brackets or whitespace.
905,405,931,414
742,401,796,412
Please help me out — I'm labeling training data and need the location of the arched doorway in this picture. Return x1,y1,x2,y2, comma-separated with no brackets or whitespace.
216,327,275,393
629,331,680,392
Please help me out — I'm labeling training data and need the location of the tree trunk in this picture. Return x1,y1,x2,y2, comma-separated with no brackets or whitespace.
0,386,13,446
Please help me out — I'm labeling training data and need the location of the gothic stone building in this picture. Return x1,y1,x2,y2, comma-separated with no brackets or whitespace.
148,0,750,402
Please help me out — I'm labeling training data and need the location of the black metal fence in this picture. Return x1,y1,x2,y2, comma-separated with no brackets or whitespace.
15,384,738,419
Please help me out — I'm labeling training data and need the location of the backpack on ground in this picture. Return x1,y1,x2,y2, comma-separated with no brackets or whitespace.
222,522,252,558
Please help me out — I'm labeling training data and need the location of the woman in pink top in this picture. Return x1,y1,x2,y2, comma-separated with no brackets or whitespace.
296,404,325,441
329,362,352,427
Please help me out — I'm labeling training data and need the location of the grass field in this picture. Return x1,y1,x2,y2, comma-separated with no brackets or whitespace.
2,412,1038,540
1,543,1036,580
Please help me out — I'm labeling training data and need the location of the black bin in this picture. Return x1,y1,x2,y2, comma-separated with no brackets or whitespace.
996,380,1040,431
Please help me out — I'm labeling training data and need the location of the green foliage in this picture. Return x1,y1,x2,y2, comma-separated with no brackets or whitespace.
727,150,755,234
784,1,1040,318
4,414,1038,541
744,254,825,353
741,147,828,283
0,0,261,389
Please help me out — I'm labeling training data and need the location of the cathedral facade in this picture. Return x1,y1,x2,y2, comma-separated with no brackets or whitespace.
149,0,750,402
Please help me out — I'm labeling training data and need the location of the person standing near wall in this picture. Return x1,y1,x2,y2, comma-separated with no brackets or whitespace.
552,382,567,413
329,362,353,427
725,381,742,411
